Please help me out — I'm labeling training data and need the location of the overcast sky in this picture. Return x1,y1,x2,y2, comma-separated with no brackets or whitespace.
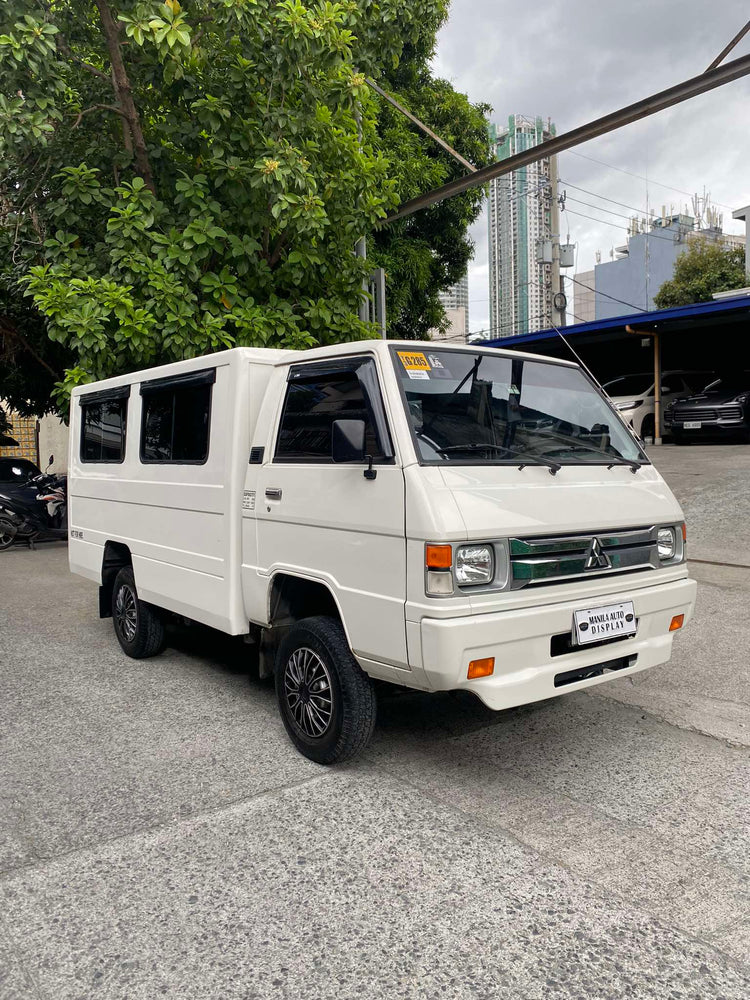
432,0,750,333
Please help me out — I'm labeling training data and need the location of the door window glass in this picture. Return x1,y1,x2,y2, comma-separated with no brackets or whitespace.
275,363,386,462
81,399,127,463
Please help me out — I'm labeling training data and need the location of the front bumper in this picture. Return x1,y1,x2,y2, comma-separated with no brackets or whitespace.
419,576,696,710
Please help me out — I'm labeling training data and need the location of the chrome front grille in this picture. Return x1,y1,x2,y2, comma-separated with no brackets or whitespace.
672,406,718,421
672,404,743,423
509,526,659,589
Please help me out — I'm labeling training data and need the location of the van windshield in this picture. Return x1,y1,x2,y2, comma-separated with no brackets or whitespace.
392,348,647,466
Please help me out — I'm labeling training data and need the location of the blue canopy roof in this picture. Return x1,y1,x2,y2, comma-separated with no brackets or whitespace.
481,292,750,348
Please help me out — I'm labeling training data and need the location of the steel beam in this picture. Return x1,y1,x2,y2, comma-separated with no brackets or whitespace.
385,52,750,224
706,19,750,72
365,78,477,173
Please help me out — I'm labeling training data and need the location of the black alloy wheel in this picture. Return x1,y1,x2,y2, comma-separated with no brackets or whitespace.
111,566,166,658
275,616,377,765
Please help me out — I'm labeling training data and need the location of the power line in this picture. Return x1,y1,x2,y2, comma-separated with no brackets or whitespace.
566,150,736,211
564,197,689,243
563,207,685,244
568,274,646,313
560,179,661,218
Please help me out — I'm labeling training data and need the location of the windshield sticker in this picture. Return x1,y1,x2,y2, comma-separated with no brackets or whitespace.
397,351,431,379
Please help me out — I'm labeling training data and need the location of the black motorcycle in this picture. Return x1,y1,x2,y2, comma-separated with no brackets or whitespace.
0,455,68,550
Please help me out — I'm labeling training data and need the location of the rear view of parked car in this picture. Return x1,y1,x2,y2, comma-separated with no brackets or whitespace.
665,373,750,443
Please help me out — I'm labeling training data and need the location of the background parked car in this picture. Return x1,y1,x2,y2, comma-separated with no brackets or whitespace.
665,373,750,443
603,371,715,441
0,458,42,498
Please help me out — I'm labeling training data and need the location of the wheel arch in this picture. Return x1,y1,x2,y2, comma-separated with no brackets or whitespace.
267,572,345,630
99,541,132,618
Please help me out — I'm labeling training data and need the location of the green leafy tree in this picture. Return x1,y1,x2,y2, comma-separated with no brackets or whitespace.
370,25,490,339
654,238,748,309
0,0,488,410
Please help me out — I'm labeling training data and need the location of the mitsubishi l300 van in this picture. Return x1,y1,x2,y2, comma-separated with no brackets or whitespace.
68,341,696,762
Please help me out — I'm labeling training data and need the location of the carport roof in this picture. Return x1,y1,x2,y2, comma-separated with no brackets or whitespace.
481,291,750,348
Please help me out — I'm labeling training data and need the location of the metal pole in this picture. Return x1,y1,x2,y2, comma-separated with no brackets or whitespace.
384,52,750,224
653,333,662,445
354,104,369,324
706,19,750,72
365,78,476,173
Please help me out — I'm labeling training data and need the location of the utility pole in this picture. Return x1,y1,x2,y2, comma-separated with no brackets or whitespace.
549,154,565,328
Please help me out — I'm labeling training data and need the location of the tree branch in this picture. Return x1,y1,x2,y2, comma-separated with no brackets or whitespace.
73,57,110,81
0,318,60,378
72,104,128,129
94,0,156,194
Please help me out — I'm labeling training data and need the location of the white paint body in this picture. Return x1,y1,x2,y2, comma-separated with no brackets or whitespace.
68,341,697,710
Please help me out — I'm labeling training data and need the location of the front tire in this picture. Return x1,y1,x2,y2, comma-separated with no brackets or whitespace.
275,616,376,764
111,566,165,658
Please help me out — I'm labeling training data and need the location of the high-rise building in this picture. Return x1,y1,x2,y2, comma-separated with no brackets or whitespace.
488,116,559,337
435,272,469,341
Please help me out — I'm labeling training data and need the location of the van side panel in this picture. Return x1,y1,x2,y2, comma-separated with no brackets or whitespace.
69,359,236,633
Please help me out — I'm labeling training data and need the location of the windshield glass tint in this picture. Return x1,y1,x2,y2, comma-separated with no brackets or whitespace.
393,349,646,465
602,375,653,397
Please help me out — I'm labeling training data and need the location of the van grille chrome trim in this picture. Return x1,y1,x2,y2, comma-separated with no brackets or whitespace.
509,527,659,589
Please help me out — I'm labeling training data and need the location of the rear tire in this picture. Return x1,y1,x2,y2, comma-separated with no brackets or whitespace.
0,520,16,550
275,616,376,764
111,566,165,658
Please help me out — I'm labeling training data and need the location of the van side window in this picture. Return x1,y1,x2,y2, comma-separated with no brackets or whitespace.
80,397,128,463
140,372,214,464
275,361,389,462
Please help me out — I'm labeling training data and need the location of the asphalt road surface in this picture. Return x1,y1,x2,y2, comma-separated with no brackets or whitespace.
0,445,748,999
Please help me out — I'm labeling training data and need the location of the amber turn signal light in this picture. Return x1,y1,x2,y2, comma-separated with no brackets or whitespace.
669,614,684,632
467,657,495,679
681,522,687,542
426,544,452,569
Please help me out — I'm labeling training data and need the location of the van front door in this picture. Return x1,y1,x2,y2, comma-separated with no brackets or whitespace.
255,358,407,670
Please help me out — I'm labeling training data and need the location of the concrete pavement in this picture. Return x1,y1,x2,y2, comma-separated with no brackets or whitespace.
0,445,748,999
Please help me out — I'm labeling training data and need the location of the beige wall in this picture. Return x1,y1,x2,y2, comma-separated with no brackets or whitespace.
38,414,69,474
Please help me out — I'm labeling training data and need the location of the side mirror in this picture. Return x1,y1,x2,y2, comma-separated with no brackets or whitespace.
331,419,366,463
46,454,54,471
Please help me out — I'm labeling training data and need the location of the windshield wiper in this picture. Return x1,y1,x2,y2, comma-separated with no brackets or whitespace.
438,443,562,475
546,443,641,473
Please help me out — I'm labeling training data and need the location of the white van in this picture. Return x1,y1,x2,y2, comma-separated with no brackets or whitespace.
68,341,696,762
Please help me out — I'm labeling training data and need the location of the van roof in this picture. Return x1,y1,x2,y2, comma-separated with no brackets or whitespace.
72,339,578,397
275,339,579,368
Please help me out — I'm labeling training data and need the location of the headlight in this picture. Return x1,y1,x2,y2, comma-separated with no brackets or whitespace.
455,545,494,586
615,400,643,411
657,527,676,560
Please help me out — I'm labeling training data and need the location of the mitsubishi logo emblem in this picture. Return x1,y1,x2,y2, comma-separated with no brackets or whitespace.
585,537,611,571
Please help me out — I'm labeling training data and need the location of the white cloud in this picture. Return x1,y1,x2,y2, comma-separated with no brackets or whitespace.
433,0,750,331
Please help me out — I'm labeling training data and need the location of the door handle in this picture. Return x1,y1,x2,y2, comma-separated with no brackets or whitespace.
265,488,283,500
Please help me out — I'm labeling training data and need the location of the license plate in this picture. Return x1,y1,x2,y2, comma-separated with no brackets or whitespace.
683,421,702,429
574,601,636,645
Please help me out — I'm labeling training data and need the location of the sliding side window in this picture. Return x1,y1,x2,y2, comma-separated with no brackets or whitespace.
140,369,215,464
80,385,129,463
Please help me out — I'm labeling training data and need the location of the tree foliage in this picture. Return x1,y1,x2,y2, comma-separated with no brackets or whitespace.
654,238,748,309
0,0,488,410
